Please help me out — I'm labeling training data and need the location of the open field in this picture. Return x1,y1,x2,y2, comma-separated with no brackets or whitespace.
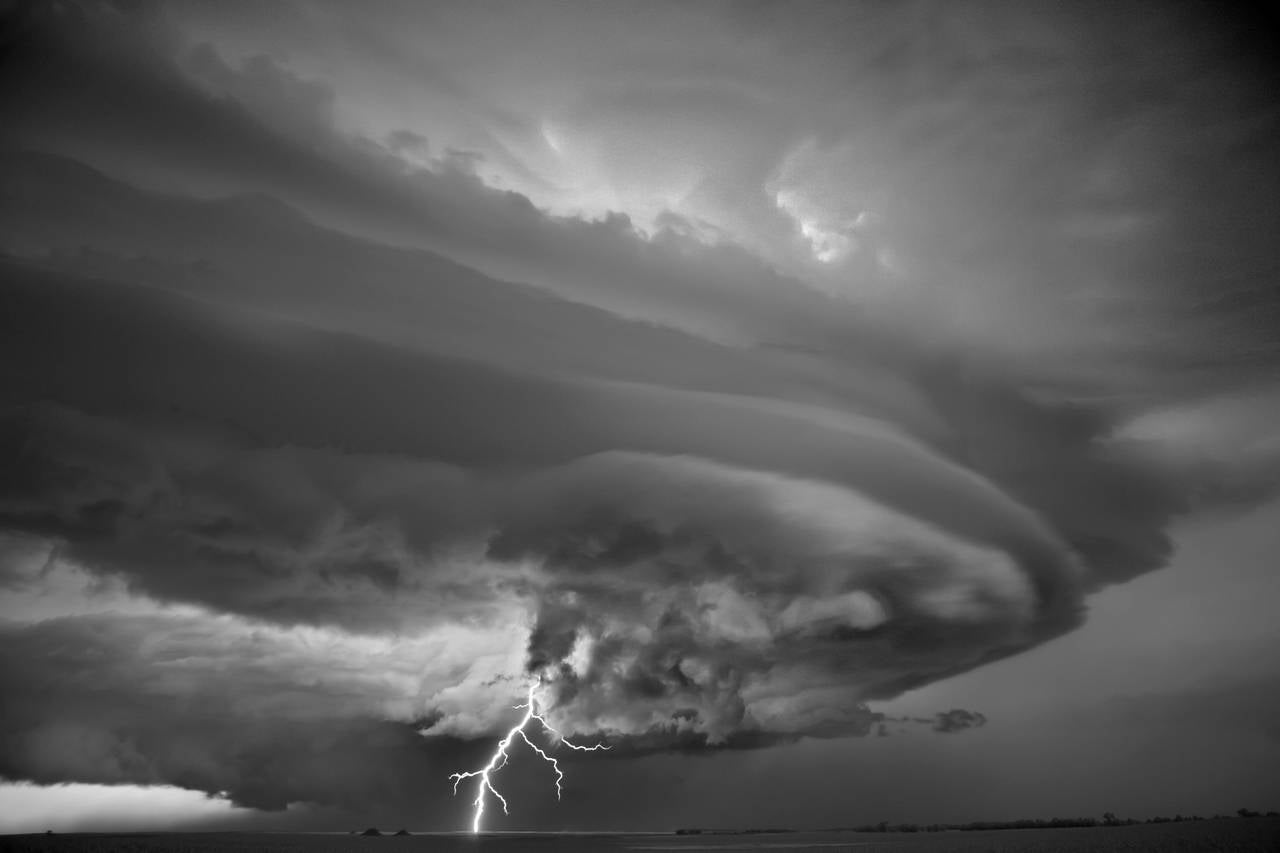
3,820,1279,853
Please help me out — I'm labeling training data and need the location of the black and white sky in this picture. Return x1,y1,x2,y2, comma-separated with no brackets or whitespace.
1,0,1279,834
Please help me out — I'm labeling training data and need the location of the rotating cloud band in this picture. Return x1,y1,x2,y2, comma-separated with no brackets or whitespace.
448,682,609,833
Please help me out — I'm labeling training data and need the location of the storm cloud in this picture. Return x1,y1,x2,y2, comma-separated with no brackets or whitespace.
0,208,1193,756
1,0,1278,828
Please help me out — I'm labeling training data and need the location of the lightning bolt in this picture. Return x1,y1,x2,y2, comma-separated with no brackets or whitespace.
448,681,609,833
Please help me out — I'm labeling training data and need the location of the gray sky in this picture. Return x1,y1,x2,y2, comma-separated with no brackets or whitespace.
0,0,1278,833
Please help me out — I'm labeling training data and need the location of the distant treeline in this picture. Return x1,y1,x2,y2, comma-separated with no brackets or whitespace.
675,808,1279,836
839,808,1279,834
674,828,790,835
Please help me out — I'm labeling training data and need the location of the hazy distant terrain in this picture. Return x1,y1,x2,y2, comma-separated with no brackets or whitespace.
4,820,1280,853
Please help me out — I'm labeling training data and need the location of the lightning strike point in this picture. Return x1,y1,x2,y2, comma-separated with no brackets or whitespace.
447,682,609,833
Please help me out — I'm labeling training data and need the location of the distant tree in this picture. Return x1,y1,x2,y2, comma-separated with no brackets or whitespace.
1102,812,1119,826
1237,808,1260,819
361,827,383,836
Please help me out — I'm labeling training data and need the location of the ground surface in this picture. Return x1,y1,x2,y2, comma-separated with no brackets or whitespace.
3,820,1279,853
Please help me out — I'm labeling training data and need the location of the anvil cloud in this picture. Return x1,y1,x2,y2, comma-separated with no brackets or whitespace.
1,0,1278,830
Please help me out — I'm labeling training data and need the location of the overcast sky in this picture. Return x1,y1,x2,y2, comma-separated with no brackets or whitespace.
1,0,1278,834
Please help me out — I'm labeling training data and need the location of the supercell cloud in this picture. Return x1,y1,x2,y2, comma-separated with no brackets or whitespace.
1,0,1278,827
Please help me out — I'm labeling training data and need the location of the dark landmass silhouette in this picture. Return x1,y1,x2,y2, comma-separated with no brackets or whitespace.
4,815,1280,853
674,807,1280,836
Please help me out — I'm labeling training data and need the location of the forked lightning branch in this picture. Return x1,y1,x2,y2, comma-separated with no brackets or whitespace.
448,682,609,833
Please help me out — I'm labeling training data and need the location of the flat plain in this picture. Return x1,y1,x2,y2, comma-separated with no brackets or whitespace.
3,819,1279,853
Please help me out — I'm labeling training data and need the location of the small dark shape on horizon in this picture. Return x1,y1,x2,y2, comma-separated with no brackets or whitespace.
360,827,382,837
933,708,988,733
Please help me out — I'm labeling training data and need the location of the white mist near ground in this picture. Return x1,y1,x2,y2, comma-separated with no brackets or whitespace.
0,782,247,833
